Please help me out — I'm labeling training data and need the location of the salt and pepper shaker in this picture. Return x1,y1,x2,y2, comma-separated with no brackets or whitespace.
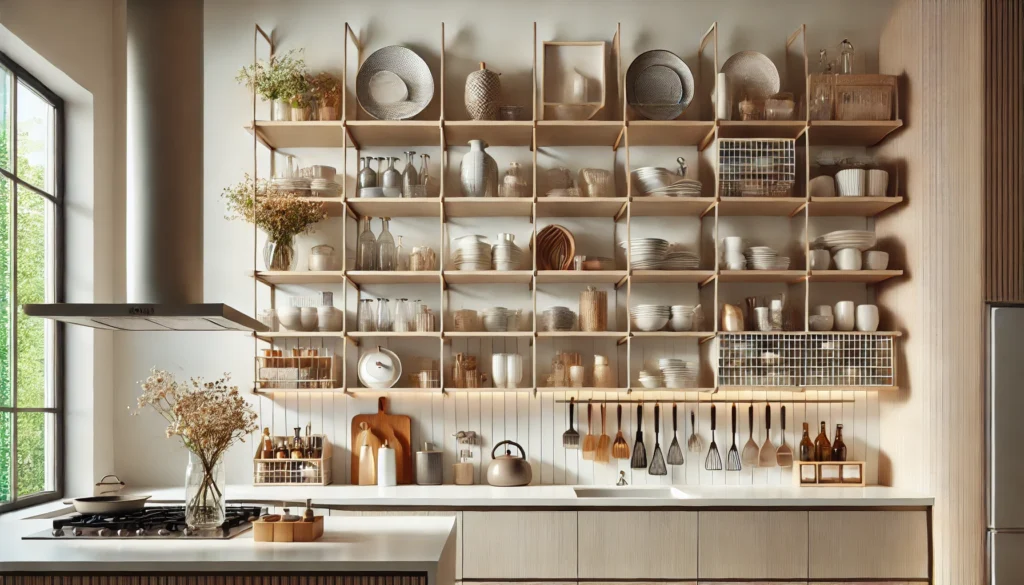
377,440,397,487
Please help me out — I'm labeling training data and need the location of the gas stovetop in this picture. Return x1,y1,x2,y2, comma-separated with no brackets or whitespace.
24,505,265,540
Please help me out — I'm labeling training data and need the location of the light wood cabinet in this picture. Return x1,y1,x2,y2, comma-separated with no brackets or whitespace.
808,511,929,579
329,510,462,580
462,512,577,580
577,511,697,579
697,511,809,580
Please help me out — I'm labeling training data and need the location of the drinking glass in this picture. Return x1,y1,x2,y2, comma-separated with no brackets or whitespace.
376,298,393,332
358,299,376,332
393,298,410,332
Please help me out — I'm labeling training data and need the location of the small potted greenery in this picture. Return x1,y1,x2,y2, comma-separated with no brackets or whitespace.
308,72,341,121
222,173,328,271
236,49,308,121
288,80,312,121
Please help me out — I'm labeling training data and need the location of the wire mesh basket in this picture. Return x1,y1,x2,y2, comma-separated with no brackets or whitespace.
253,435,332,486
718,138,797,198
717,333,805,387
256,349,340,390
804,333,895,387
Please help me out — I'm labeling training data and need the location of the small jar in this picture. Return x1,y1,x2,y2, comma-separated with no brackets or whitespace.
309,244,338,271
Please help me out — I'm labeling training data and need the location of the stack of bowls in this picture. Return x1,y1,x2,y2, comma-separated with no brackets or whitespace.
659,358,697,389
745,246,789,270
630,304,670,331
482,307,509,332
631,167,703,197
452,235,492,271
637,369,664,389
670,305,694,331
661,249,700,270
621,238,669,269
541,306,576,331
491,233,523,271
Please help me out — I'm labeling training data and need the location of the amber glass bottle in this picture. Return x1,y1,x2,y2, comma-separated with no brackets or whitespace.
831,424,848,462
260,427,274,459
814,421,832,461
799,422,815,462
290,427,305,459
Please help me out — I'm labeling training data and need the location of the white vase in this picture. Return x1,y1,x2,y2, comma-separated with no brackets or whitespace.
506,354,523,389
491,353,507,389
272,99,290,121
460,140,498,197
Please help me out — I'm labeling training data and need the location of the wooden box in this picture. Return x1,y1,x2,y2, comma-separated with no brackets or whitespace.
252,515,325,543
793,460,866,486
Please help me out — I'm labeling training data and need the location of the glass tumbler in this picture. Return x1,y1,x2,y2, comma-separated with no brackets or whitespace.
393,298,411,332
376,298,393,332
358,298,376,332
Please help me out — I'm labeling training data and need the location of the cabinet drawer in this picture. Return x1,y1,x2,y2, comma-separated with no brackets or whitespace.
462,512,577,579
809,511,929,579
578,512,697,579
697,511,809,579
330,511,462,580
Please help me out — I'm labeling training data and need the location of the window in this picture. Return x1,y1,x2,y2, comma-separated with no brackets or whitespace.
0,51,64,513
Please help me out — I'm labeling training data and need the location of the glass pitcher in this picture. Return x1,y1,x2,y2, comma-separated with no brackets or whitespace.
402,151,419,197
396,236,410,271
356,216,377,270
358,298,376,332
376,298,392,332
393,298,411,332
377,217,396,271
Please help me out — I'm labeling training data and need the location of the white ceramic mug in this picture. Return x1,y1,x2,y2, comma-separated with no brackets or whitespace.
810,249,831,270
836,168,867,197
723,236,744,253
814,304,833,317
834,301,856,331
506,354,523,389
833,247,863,271
492,353,507,388
856,304,880,332
863,250,890,270
867,169,889,197
569,365,585,388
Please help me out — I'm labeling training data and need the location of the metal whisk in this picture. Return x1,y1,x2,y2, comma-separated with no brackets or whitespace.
704,405,723,471
726,403,742,471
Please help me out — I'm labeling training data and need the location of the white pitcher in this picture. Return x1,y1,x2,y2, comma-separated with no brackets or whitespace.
492,353,508,388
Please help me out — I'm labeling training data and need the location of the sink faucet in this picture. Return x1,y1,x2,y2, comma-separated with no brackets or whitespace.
616,471,628,486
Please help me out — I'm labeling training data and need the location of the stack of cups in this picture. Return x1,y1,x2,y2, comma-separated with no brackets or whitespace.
722,237,745,270
492,353,524,389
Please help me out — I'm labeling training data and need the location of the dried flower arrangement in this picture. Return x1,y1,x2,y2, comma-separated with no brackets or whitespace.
235,48,308,103
221,173,328,244
308,72,341,109
134,368,258,527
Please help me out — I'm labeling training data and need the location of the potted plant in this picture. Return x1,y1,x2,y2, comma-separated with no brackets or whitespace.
236,49,308,121
308,72,341,121
288,79,312,121
222,173,328,270
134,369,257,530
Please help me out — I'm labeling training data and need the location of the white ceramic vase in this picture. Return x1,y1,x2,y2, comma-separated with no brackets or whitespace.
834,301,856,331
460,140,498,197
492,353,507,389
856,304,880,332
506,354,523,389
272,99,290,121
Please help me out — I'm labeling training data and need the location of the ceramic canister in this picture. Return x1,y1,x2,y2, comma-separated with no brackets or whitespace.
415,442,444,485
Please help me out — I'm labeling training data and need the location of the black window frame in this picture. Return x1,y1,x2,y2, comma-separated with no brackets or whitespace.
0,49,65,514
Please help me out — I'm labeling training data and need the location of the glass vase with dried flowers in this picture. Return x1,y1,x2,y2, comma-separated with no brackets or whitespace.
308,72,341,121
134,369,258,529
235,48,308,121
222,174,328,271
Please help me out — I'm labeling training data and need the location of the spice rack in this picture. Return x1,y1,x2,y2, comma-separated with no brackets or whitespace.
252,434,333,485
793,460,866,487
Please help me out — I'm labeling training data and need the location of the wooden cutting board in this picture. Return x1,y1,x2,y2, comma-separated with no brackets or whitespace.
350,397,412,484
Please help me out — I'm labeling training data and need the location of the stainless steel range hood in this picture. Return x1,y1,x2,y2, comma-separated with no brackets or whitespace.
24,0,266,333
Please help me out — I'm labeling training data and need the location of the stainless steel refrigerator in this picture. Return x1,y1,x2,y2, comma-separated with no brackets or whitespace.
987,304,1024,582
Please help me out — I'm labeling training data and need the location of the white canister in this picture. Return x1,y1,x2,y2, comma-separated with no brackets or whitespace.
723,236,744,253
867,169,889,197
492,353,508,389
810,249,831,270
377,441,397,487
569,365,585,388
834,301,856,331
506,354,523,389
856,304,880,332
715,72,731,120
833,247,863,271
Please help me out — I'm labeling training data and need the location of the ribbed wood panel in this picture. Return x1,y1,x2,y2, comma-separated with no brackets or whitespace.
876,2,985,585
1,578,427,585
985,0,1024,301
808,511,930,579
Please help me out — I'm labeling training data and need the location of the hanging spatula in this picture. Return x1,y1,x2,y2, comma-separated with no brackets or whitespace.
630,404,648,469
686,409,703,453
666,404,684,465
758,404,777,468
563,397,580,449
741,404,760,467
612,404,631,460
704,405,723,471
776,405,794,467
582,402,597,460
649,404,668,475
596,404,611,463
726,403,742,471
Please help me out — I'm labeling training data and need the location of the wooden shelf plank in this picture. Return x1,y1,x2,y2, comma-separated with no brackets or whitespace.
346,271,442,285
717,120,807,139
255,271,346,285
346,387,443,394
537,331,628,338
625,120,716,146
245,121,346,148
630,270,715,284
536,270,628,284
537,387,629,393
444,331,534,338
444,387,534,393
808,120,904,146
630,197,715,217
257,196,345,217
717,197,807,217
257,331,344,339
535,121,624,147
443,197,534,218
536,197,628,218
254,387,346,394
631,331,713,339
443,270,534,284
718,270,807,283
345,120,442,148
629,387,717,393
348,331,442,338
809,269,904,283
808,196,904,217
346,198,441,218
443,121,534,147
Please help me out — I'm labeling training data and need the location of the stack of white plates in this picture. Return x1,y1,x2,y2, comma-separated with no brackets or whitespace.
272,176,311,193
482,307,509,332
452,235,492,271
661,250,700,270
772,256,792,269
637,369,664,389
813,230,877,253
541,306,576,331
310,178,341,197
491,234,523,271
744,246,778,270
630,304,670,331
659,358,697,389
631,168,704,197
621,238,669,269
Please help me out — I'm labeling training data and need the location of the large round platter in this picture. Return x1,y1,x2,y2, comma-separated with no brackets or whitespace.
356,46,434,120
625,50,694,120
720,51,780,103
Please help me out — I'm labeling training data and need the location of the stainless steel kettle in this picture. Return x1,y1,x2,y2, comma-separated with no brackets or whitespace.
486,440,533,487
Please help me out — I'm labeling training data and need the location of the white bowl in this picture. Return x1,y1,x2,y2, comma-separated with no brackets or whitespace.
670,314,693,331
808,314,834,331
863,250,890,270
809,175,837,198
638,376,662,389
833,247,863,270
835,169,867,197
278,306,303,331
633,315,669,332
809,249,831,270
856,304,880,332
867,169,889,197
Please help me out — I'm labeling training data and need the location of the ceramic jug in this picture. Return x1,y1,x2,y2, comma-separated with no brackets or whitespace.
460,140,498,197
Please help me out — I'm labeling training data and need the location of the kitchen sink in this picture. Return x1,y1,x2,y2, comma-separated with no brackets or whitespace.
573,487,690,499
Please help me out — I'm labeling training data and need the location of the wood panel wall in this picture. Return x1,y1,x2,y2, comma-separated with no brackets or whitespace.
985,0,1024,302
876,1,986,585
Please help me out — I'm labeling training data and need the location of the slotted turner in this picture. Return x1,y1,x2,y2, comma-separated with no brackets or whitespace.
631,404,648,469
666,404,684,465
582,402,597,460
758,404,777,468
612,405,631,460
563,397,580,449
726,403,742,471
649,404,667,475
596,404,611,463
741,404,760,467
704,405,723,471
687,410,703,453
776,405,793,467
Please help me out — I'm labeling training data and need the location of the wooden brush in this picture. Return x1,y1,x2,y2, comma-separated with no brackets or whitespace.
612,405,631,459
596,404,611,463
582,402,597,460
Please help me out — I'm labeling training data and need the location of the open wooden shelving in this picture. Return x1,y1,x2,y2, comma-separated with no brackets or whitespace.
807,120,904,146
717,120,807,139
536,270,628,284
536,197,628,218
443,121,534,147
809,269,904,283
630,197,715,217
255,271,346,285
443,198,534,218
443,270,534,285
346,271,442,285
808,196,904,217
535,121,625,147
345,120,441,148
717,197,807,217
625,120,716,146
246,120,346,149
630,270,715,284
718,270,807,283
346,198,441,218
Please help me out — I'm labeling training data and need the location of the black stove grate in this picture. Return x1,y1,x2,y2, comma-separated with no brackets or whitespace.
53,505,263,533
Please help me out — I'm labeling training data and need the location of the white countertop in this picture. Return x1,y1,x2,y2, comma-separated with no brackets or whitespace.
127,483,933,508
0,508,457,575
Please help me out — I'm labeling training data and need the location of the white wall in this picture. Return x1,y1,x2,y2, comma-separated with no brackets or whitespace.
95,0,900,488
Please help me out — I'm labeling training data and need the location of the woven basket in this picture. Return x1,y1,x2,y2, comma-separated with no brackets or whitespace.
465,62,501,120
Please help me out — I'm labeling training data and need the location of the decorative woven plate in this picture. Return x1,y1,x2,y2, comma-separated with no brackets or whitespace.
720,51,780,103
626,50,694,120
536,224,575,270
356,46,434,120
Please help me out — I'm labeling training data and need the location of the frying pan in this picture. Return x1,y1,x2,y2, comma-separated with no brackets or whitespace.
65,495,152,514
